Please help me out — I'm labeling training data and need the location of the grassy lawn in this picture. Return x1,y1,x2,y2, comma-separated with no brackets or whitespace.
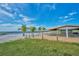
0,39,79,56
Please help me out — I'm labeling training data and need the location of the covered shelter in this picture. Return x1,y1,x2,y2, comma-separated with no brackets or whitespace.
48,25,79,39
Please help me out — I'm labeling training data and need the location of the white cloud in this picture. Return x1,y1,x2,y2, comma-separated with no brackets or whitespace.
0,8,14,18
63,18,74,23
0,23,21,27
43,3,56,10
22,17,29,22
1,3,8,7
22,16,35,22
14,20,22,23
36,3,40,10
19,14,24,17
0,4,17,19
1,3,11,11
59,11,77,19
69,12,77,16
14,8,20,13
59,16,63,19
0,23,22,31
64,16,68,19
0,23,11,26
52,4,56,10
59,16,68,19
59,11,77,23
14,7,23,15
0,20,3,23
59,15,75,23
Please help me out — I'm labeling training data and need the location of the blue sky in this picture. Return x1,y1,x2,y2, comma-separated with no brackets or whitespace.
0,3,79,31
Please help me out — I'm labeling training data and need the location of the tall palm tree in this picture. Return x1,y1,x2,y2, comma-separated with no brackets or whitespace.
38,27,46,39
38,27,41,36
41,27,46,39
21,24,26,36
30,26,36,38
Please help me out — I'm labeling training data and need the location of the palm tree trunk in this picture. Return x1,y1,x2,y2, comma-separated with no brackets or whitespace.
33,32,34,38
29,32,30,38
26,33,27,38
23,33,25,36
38,31,40,37
42,31,43,39
56,30,59,41
32,32,34,38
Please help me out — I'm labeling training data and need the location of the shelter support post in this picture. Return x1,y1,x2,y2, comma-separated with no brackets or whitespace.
56,29,59,40
66,27,69,38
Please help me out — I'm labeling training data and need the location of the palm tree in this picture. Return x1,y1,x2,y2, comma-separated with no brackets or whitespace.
30,26,36,38
28,31,30,38
38,27,41,36
41,27,46,39
21,24,26,36
38,27,46,39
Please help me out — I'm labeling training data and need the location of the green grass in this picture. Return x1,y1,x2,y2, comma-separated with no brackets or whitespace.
0,39,79,56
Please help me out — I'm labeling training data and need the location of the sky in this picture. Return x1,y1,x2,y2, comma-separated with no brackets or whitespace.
0,3,79,31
